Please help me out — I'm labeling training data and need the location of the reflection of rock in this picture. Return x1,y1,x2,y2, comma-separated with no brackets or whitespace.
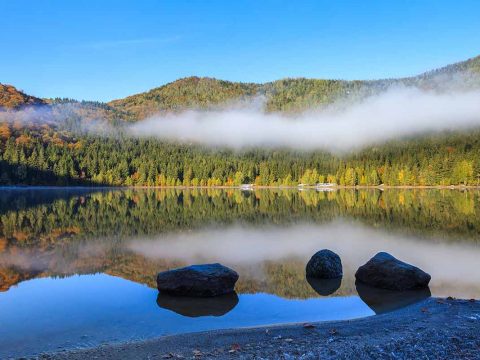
356,281,431,314
156,292,239,317
306,249,342,279
355,252,431,290
157,263,239,297
306,276,341,296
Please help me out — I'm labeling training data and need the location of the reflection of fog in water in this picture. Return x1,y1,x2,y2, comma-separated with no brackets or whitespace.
128,221,480,299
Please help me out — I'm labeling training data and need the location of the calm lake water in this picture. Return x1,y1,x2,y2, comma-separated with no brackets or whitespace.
1,188,479,357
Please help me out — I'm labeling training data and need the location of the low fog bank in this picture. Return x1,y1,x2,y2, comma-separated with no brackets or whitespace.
128,222,480,297
130,87,480,151
0,105,55,124
0,103,116,136
2,75,480,152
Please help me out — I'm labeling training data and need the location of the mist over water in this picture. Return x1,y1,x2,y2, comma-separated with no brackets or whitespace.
128,221,480,298
130,86,480,151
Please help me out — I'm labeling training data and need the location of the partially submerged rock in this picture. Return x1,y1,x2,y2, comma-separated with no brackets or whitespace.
306,249,343,279
157,263,239,297
355,252,431,291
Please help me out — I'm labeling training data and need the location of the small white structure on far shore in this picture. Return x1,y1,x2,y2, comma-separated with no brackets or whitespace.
316,183,336,188
240,184,254,190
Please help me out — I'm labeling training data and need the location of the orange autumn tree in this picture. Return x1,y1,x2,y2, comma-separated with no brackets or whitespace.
0,122,11,140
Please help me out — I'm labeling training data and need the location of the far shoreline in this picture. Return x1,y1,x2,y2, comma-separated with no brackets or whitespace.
1,184,480,190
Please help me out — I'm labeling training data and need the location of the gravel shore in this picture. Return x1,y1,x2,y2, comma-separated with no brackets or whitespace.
29,297,480,360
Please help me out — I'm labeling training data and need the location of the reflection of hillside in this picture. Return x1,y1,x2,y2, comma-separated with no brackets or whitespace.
0,241,356,298
236,260,356,298
107,258,358,299
0,188,101,215
1,189,479,248
2,240,480,298
0,267,42,292
1,188,480,296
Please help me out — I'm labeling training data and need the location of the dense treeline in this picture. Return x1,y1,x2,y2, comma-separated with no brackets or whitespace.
1,122,479,187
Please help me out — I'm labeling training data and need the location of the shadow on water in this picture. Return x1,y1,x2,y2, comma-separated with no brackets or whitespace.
156,292,239,317
0,160,109,214
306,276,342,296
0,188,105,215
0,160,108,187
355,281,431,314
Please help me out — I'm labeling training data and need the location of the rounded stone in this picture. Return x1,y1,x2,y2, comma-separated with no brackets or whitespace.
305,249,343,279
157,263,239,297
355,252,431,291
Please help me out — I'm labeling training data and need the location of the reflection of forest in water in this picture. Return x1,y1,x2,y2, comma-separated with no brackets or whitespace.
0,188,479,297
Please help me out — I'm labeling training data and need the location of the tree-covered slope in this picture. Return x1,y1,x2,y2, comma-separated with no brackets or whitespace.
1,55,480,187
262,55,480,112
2,55,479,118
0,84,45,109
107,55,480,116
108,77,260,120
420,54,480,77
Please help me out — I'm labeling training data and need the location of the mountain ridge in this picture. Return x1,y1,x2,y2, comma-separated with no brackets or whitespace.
1,54,479,120
107,54,480,117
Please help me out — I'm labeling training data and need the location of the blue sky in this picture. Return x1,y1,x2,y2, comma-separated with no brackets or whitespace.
1,0,479,102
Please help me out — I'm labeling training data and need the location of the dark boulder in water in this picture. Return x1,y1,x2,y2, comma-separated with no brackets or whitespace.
307,276,342,296
157,263,239,297
306,249,343,279
355,252,431,291
356,281,431,314
156,292,239,317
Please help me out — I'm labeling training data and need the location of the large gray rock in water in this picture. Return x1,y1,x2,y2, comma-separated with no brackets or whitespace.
355,252,431,291
306,249,343,279
157,263,239,297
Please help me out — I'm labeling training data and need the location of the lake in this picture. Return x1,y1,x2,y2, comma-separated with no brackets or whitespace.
0,188,479,357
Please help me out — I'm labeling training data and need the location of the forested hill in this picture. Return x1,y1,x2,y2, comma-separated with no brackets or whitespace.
0,84,45,109
108,77,259,120
107,54,480,118
1,54,479,119
1,55,480,187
